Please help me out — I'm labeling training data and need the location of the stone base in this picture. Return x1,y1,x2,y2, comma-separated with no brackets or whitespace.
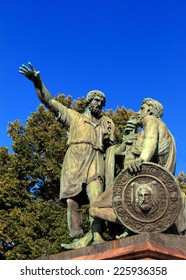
38,233,186,260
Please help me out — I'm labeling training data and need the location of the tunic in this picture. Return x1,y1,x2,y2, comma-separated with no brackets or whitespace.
56,105,115,199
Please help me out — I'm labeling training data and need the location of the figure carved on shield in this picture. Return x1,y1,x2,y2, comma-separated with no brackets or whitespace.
19,63,115,249
90,97,186,239
132,181,158,214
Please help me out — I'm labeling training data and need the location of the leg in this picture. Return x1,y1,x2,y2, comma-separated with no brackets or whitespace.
66,198,84,240
89,187,117,223
61,197,93,250
86,179,105,244
90,207,117,223
89,188,132,240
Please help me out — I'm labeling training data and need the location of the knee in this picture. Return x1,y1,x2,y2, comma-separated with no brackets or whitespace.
87,179,103,203
66,198,73,207
66,198,78,210
89,206,97,218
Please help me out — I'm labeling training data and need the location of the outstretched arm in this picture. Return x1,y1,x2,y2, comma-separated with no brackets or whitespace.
19,62,53,108
19,62,70,121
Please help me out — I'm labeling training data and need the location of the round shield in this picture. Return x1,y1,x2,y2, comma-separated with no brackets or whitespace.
112,162,181,233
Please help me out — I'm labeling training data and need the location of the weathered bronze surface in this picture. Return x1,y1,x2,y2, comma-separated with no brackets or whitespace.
113,162,181,233
19,64,186,250
19,62,115,248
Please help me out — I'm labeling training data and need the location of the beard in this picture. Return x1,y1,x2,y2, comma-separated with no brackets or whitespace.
88,104,102,117
138,201,153,212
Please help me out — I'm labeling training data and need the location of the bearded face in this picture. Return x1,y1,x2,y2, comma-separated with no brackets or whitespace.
88,96,104,117
136,186,154,213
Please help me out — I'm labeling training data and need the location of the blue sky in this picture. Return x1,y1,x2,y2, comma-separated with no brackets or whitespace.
0,0,185,175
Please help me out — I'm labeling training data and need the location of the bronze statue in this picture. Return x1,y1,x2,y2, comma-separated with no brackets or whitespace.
125,98,176,174
90,97,186,238
19,63,115,249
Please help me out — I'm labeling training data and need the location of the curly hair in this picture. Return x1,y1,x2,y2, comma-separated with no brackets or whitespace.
86,90,106,107
142,98,164,118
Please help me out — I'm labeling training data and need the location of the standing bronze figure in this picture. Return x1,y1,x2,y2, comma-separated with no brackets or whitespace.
19,63,115,249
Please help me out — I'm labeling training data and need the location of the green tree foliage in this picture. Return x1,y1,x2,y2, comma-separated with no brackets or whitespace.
176,171,186,194
0,146,70,259
0,94,134,259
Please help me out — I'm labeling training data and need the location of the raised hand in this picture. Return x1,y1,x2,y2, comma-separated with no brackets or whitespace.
19,62,41,83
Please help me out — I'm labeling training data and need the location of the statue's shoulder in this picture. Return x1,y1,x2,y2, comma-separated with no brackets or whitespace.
101,115,114,123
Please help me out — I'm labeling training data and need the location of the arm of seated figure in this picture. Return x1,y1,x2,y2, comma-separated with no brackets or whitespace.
140,115,159,162
114,133,139,156
126,116,159,172
125,157,144,173
114,142,126,155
